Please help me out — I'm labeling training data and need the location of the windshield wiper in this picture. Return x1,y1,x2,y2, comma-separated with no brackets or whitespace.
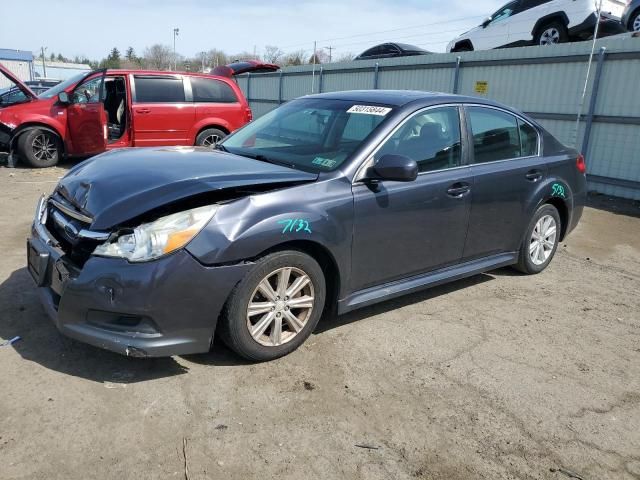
215,144,228,152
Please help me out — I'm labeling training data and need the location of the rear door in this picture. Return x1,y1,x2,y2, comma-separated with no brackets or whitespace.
462,105,545,260
131,74,194,146
188,76,245,132
67,72,107,156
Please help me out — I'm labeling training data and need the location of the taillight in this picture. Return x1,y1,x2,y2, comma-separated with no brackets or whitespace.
245,107,253,122
576,154,586,174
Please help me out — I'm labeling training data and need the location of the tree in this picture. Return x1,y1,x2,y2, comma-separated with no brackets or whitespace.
56,53,65,62
308,50,329,65
336,52,355,63
125,47,136,61
283,49,307,66
205,49,228,68
100,47,121,69
230,51,255,62
263,45,284,64
143,44,173,70
49,52,55,61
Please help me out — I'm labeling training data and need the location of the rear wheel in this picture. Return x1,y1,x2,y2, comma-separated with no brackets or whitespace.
195,128,227,149
514,204,561,274
18,129,62,168
631,10,640,32
218,250,326,361
535,21,568,46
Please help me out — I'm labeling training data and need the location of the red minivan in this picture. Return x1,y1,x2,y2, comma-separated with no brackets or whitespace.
0,63,276,167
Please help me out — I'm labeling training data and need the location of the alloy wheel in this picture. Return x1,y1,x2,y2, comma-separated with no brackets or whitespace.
633,14,640,32
31,133,57,162
539,28,560,45
246,267,315,347
529,215,557,266
201,134,220,148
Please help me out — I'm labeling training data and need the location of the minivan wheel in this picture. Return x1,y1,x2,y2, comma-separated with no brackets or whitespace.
219,250,326,361
536,22,568,46
195,128,227,149
514,204,561,274
18,129,61,168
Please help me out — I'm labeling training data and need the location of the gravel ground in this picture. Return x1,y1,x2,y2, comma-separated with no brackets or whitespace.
0,159,639,480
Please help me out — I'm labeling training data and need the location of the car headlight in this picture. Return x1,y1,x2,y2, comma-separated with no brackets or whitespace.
92,205,218,262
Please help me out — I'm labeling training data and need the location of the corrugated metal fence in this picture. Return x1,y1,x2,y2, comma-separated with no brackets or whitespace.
236,36,640,200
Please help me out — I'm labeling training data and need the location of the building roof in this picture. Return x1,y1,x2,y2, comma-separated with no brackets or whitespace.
0,48,33,62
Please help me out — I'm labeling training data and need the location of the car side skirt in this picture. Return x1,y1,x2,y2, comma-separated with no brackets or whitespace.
337,252,517,315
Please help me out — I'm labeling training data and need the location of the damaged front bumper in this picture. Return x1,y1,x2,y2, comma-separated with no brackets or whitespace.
27,197,252,357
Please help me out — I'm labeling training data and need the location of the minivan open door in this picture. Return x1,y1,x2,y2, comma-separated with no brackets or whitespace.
66,71,107,156
210,60,280,78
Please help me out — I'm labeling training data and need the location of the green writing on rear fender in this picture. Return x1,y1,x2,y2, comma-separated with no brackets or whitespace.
551,183,566,198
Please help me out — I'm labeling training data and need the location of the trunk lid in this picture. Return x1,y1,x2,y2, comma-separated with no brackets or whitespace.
54,147,318,230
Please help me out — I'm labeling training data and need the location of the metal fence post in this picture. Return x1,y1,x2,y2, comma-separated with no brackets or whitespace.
374,63,379,89
246,72,251,103
581,47,607,156
319,67,324,93
453,56,462,94
278,70,284,104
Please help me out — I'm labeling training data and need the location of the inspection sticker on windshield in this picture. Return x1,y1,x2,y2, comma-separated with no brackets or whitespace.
312,157,337,168
347,105,392,116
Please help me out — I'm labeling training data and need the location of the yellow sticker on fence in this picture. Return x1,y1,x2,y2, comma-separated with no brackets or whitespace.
474,81,489,95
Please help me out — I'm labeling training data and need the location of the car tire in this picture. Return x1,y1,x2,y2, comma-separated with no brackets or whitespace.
218,250,326,361
195,128,227,149
630,10,640,32
514,204,561,274
17,129,62,168
535,21,568,46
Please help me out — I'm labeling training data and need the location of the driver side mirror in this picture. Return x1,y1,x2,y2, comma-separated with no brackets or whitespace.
57,92,70,105
370,154,418,182
482,16,492,28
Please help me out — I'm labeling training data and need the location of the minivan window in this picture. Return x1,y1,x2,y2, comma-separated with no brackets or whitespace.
190,77,237,103
375,106,462,173
134,76,185,103
468,107,521,163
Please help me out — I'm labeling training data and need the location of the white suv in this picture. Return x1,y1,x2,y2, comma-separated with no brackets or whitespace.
447,0,627,52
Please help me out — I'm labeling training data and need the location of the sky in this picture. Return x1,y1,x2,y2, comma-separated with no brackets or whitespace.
0,0,504,61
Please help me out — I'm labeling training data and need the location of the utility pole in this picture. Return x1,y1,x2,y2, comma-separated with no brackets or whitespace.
311,41,317,94
200,51,206,72
324,46,335,63
40,46,47,78
173,27,180,70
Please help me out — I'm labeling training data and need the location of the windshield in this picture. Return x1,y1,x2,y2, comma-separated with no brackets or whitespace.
38,71,92,99
220,98,392,172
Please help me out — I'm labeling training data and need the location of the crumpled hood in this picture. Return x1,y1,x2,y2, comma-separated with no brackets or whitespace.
55,147,318,230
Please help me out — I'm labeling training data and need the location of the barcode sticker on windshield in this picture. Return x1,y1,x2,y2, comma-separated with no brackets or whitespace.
347,105,392,116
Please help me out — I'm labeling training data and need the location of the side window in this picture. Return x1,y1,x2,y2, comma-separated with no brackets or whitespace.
134,76,185,103
491,1,518,23
375,106,462,173
468,107,521,163
190,77,238,103
519,119,539,157
72,76,102,104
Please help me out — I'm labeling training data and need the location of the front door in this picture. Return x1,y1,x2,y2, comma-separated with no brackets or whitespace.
131,75,195,146
351,106,473,291
462,105,546,260
67,73,107,156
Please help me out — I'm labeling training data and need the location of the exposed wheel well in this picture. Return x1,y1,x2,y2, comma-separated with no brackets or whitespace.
452,40,474,52
544,197,568,240
260,240,341,319
628,7,640,30
533,13,569,38
196,125,230,137
12,123,64,153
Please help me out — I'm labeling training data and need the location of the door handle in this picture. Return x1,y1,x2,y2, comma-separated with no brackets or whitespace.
447,183,471,198
135,108,150,114
525,169,543,182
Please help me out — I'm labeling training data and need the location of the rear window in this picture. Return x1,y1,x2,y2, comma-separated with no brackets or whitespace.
134,76,185,103
190,77,237,103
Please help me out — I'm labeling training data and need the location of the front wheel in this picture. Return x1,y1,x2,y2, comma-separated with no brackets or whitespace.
17,129,62,168
218,250,326,361
630,10,640,32
514,204,561,274
535,22,568,46
195,128,227,149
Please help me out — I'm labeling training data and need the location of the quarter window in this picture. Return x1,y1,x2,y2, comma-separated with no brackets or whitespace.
134,76,185,103
518,119,539,157
375,106,462,173
190,77,237,103
468,107,522,163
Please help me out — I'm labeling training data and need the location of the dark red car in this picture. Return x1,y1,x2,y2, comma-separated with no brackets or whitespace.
0,63,273,167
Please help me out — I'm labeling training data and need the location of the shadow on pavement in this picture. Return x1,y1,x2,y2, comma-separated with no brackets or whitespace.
587,192,640,218
0,267,189,384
